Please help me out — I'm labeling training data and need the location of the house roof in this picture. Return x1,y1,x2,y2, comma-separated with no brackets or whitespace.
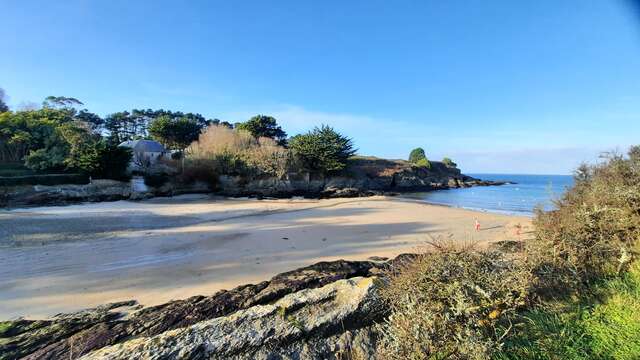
118,139,166,152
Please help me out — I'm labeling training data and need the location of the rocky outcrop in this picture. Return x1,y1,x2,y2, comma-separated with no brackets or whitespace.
0,259,396,360
0,179,211,208
80,277,384,360
0,180,132,208
215,158,506,198
1,157,506,207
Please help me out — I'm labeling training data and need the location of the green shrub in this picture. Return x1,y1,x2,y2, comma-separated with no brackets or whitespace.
210,151,249,176
414,157,431,169
408,147,426,163
24,145,68,172
443,157,457,168
528,147,640,296
289,125,356,174
378,242,531,359
93,144,131,181
408,148,431,168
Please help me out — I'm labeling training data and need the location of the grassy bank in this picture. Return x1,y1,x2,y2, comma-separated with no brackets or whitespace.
497,259,640,360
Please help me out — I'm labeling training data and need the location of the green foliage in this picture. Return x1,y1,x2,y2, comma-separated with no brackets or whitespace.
288,125,356,174
24,135,69,172
493,146,640,359
409,148,431,168
236,115,287,145
414,158,431,169
443,157,457,168
381,146,640,359
105,109,211,144
0,88,8,113
149,115,203,151
74,109,104,129
496,260,640,360
42,96,83,109
58,122,103,174
583,261,640,359
529,148,640,295
0,107,131,179
0,107,73,163
92,144,132,180
408,147,427,163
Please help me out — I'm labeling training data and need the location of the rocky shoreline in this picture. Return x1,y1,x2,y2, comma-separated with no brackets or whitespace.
0,158,506,208
0,256,417,360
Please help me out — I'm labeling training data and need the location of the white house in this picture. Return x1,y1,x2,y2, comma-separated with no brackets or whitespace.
118,139,167,172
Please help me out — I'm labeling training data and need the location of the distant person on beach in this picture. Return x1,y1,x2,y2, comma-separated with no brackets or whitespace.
475,218,481,231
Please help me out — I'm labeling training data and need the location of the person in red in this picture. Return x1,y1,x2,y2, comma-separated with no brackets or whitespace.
474,218,481,231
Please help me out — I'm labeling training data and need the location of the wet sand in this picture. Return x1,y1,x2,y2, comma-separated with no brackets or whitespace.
0,194,531,319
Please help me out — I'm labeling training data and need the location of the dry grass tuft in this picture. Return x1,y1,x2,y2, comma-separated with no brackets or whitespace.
378,240,531,360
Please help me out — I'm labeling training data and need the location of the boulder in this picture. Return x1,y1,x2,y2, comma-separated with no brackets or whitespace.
2,259,386,360
80,277,385,360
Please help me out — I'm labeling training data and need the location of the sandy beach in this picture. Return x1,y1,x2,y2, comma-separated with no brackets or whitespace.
0,195,530,319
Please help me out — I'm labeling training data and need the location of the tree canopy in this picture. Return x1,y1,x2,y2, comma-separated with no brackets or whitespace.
104,109,212,144
442,157,457,168
408,148,426,163
289,125,356,174
236,115,287,145
43,96,84,109
148,115,203,151
0,88,9,113
408,148,430,168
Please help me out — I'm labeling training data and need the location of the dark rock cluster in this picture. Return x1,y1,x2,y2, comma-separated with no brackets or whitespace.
1,258,410,360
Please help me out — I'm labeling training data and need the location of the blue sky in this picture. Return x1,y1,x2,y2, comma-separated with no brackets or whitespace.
2,0,640,174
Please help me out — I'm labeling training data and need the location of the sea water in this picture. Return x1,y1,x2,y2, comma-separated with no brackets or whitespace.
408,174,574,216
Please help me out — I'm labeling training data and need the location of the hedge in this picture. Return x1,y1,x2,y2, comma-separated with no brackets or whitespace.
0,174,90,187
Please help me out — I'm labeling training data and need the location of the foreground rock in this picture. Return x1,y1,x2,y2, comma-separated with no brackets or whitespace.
81,277,384,359
0,259,400,360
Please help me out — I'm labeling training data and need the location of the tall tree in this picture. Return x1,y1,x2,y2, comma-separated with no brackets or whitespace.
289,125,356,174
0,88,9,113
408,148,427,163
74,109,104,130
236,115,287,145
42,96,83,110
408,147,430,168
148,115,203,151
104,111,134,144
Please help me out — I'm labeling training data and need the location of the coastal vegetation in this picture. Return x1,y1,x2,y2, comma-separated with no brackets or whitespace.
288,125,357,174
236,114,288,146
0,97,131,181
0,88,359,187
378,146,640,359
409,147,431,169
442,157,457,168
